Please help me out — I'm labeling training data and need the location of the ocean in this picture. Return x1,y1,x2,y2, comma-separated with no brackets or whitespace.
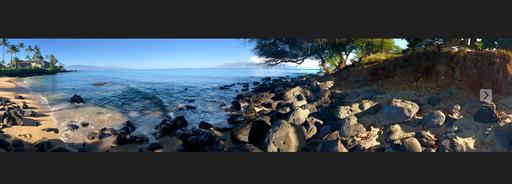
19,68,319,143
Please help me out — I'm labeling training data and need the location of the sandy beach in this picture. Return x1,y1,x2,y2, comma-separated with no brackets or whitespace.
0,77,73,151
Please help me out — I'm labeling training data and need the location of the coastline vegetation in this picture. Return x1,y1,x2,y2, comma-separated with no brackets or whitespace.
251,38,512,74
0,38,65,77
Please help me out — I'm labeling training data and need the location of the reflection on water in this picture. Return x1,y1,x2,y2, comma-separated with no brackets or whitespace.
22,68,319,143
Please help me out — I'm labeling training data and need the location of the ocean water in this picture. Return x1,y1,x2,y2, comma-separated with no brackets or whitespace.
21,68,319,143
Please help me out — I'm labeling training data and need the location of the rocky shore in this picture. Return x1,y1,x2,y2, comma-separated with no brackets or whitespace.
3,70,512,152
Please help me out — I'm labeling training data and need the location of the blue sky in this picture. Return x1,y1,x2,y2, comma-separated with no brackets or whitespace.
6,39,408,69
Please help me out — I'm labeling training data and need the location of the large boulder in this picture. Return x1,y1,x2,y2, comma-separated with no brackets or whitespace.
422,110,446,128
262,120,302,152
320,131,348,152
248,119,271,147
401,137,422,152
283,86,303,101
338,115,366,137
286,107,310,125
230,122,252,144
2,108,24,126
473,100,499,124
379,99,419,125
70,94,84,103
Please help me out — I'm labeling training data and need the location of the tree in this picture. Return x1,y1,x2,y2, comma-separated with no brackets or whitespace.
7,45,19,68
32,45,43,60
251,39,357,74
353,39,401,59
25,45,34,61
0,39,9,66
17,43,25,59
481,39,512,50
48,54,59,69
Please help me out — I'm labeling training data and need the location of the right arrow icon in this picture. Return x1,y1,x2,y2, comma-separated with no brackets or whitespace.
480,89,492,102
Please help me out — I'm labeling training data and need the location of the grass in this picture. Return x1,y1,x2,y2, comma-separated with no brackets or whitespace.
0,68,67,77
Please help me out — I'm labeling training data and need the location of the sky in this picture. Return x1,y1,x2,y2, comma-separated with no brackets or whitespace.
6,39,408,69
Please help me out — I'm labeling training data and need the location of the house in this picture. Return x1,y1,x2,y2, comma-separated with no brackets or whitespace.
17,61,33,69
31,59,49,68
15,59,50,69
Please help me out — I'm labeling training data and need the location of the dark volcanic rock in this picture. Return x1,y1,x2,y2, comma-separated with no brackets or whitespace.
2,108,24,126
248,119,271,147
473,100,499,123
154,116,188,138
42,128,59,134
230,100,242,111
230,122,252,144
0,138,12,152
147,143,164,152
66,123,80,131
198,121,214,130
70,94,84,103
34,140,53,152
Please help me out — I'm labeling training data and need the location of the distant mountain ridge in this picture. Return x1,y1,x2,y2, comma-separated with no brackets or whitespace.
65,65,126,71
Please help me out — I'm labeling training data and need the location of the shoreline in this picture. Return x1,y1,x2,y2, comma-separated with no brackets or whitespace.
0,77,71,151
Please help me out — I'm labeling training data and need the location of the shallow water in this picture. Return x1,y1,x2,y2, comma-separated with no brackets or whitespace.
22,68,319,143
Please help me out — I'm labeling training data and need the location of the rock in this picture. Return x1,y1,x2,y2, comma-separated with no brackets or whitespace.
147,143,164,152
185,99,196,103
230,122,252,143
493,122,512,149
230,100,241,111
422,110,446,128
21,102,29,109
379,99,419,125
174,128,194,142
302,119,318,140
320,131,348,152
473,100,499,123
334,104,362,120
286,107,310,125
401,137,422,152
253,81,261,86
338,115,366,137
416,131,437,148
70,94,84,103
227,113,245,125
0,138,12,152
262,120,302,152
248,120,271,147
185,105,197,110
34,140,53,152
283,86,303,101
198,121,213,130
361,88,382,99
2,108,24,126
438,133,475,152
452,104,461,114
318,81,334,90
10,139,25,152
427,96,441,106
387,124,415,141
92,82,108,86
66,123,80,131
42,128,59,134
154,116,188,138
14,95,24,100
23,110,35,117
80,121,90,127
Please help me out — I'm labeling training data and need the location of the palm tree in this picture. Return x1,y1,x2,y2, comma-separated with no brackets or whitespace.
33,45,43,60
0,39,9,66
25,45,34,61
7,45,20,69
17,43,25,59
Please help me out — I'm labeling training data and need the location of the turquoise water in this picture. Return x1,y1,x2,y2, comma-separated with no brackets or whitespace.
21,68,319,142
